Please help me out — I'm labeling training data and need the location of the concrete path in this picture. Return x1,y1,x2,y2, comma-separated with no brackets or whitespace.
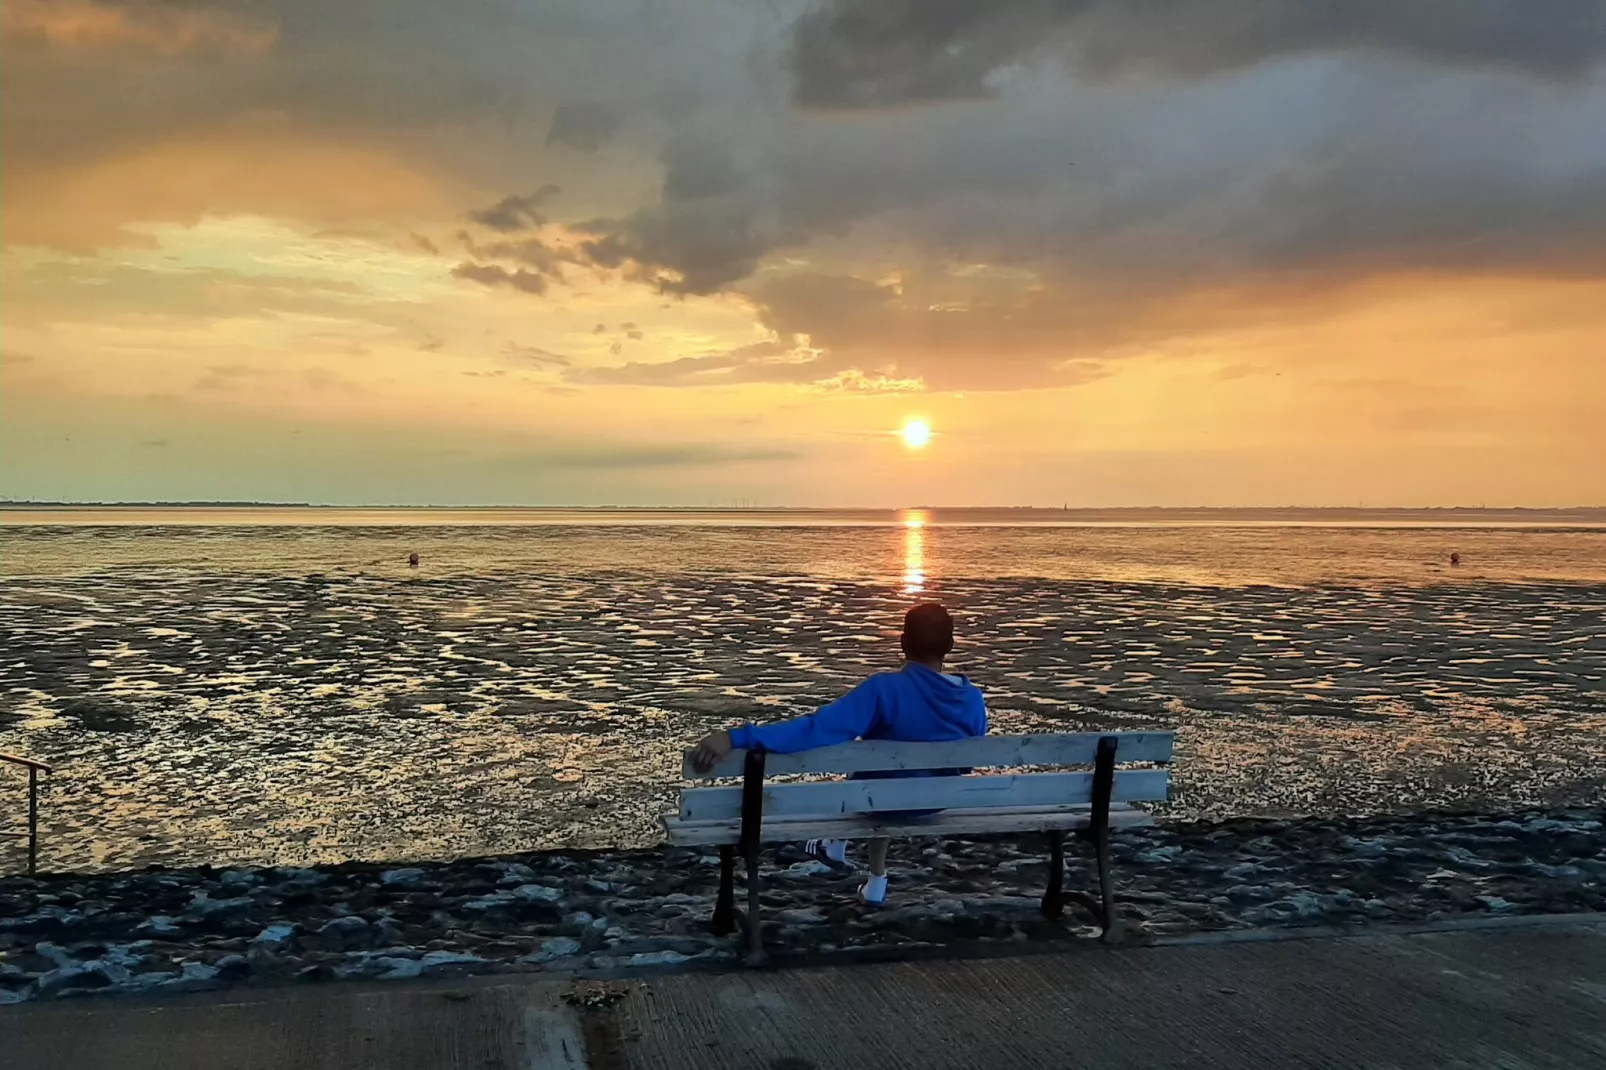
8,918,1605,1069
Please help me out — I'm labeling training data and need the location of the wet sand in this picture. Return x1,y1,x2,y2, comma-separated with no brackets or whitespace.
2,565,1603,871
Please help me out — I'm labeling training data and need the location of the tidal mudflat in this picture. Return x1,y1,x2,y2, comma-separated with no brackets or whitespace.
3,551,1602,871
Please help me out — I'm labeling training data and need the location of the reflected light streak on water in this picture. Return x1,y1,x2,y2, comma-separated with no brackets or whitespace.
902,511,927,596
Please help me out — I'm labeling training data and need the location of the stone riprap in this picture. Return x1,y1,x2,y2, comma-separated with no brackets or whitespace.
2,809,1601,1003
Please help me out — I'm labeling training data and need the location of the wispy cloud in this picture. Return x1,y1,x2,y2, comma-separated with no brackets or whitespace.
451,262,549,295
2,0,278,57
485,441,800,471
193,363,264,392
467,187,561,233
565,340,819,387
504,342,571,369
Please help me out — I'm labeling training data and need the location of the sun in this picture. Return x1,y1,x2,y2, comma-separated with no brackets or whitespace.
900,418,932,449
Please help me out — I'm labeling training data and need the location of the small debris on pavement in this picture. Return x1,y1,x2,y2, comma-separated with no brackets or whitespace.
563,979,638,1009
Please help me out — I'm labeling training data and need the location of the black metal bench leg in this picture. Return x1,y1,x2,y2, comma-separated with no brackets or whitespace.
28,766,40,877
744,836,765,966
711,844,736,935
739,749,768,966
1093,832,1123,943
1089,735,1124,944
1042,828,1065,919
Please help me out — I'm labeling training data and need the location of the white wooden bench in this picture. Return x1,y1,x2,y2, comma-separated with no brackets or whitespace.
665,731,1174,962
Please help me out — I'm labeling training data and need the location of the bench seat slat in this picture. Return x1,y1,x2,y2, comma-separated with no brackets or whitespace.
683,732,1173,779
678,769,1168,822
663,803,1153,846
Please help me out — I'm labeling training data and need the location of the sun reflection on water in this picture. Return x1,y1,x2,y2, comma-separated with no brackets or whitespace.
902,511,927,595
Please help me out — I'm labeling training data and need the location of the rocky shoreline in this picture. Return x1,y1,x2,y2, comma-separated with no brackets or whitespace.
3,808,1602,1004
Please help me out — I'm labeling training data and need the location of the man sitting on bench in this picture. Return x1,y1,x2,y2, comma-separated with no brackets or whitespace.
691,602,988,904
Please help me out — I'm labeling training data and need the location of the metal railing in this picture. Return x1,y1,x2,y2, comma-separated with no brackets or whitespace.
1,752,51,876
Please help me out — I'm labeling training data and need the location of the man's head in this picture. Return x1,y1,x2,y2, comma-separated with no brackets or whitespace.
901,602,954,665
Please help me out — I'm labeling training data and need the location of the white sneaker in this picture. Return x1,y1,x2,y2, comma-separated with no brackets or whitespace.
858,874,888,906
802,839,851,870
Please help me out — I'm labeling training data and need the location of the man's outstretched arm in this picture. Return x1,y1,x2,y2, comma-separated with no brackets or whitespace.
691,681,880,773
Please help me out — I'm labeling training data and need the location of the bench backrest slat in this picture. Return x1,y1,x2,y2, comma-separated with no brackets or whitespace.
677,768,1169,823
682,731,1173,780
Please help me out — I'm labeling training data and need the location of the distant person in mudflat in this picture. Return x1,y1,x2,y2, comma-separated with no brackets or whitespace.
408,552,420,568
691,603,987,905
1450,552,1461,567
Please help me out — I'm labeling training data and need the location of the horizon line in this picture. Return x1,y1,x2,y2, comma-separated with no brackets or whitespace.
4,501,1605,513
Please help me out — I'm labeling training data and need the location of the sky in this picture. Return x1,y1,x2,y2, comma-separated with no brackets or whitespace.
2,0,1604,507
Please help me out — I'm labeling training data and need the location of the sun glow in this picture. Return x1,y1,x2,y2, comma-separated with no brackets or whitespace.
900,418,932,449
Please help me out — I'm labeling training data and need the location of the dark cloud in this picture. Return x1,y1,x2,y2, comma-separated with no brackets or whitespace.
788,0,1027,109
789,0,1606,109
574,209,778,295
7,0,1605,399
450,262,549,295
660,136,744,201
453,203,624,294
467,186,560,232
546,102,621,152
723,59,1606,393
409,232,439,255
465,236,556,273
556,134,794,296
534,22,1602,331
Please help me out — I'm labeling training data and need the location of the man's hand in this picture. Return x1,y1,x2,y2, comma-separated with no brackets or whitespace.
691,730,734,774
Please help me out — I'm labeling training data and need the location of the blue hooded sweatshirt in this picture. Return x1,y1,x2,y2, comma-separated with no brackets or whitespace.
728,662,987,755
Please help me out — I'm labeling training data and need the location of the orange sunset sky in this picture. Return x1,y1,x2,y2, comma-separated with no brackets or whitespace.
2,0,1603,507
